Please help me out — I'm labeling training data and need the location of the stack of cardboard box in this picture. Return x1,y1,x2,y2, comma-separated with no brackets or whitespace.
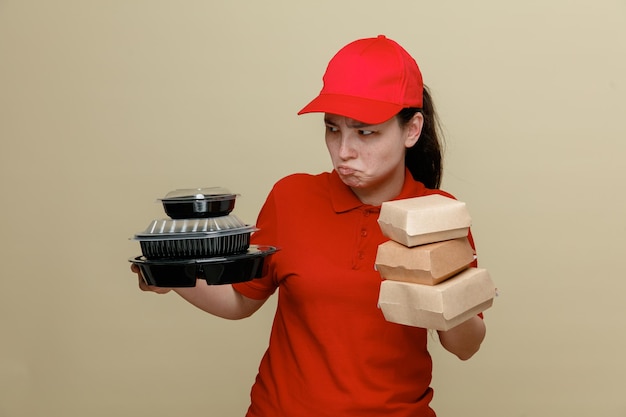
376,194,495,331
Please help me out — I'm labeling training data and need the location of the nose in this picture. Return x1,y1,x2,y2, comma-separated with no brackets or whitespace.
338,133,357,160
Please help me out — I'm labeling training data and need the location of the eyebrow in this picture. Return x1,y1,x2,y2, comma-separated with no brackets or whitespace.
323,117,372,129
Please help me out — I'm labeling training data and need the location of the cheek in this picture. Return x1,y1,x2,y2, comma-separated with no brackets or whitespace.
325,135,351,159
367,142,404,165
367,149,405,177
324,137,337,157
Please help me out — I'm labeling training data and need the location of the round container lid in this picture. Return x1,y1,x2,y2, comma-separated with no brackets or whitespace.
160,187,238,202
133,215,256,240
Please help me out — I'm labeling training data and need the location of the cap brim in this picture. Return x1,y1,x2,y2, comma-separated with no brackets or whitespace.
298,94,402,125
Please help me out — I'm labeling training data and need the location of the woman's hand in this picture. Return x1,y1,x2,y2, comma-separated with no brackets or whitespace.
437,315,486,360
129,264,266,319
130,263,172,294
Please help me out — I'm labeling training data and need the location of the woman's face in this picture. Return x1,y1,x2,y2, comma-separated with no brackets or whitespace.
324,113,423,203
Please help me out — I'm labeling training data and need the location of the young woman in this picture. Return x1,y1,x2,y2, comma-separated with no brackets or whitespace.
132,35,486,417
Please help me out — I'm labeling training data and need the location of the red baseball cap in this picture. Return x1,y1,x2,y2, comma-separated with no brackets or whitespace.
298,35,423,125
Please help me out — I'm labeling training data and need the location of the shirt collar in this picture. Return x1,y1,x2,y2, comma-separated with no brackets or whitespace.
329,168,427,213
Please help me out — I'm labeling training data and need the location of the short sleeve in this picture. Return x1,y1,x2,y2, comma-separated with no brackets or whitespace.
232,186,280,300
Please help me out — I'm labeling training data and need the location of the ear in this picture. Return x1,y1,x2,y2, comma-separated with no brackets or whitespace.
404,112,424,148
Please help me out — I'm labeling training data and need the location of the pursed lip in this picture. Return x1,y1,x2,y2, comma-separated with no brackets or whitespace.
337,165,356,176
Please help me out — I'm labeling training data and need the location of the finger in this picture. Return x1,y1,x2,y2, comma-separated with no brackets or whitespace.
134,268,149,289
137,275,172,294
137,275,146,289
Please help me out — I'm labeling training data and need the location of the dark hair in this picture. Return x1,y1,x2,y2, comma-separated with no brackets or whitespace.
397,85,444,189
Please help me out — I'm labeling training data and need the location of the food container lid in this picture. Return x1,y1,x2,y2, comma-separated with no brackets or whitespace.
159,187,238,202
133,215,257,241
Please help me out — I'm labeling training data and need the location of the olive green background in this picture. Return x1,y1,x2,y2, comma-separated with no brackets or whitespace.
1,1,625,416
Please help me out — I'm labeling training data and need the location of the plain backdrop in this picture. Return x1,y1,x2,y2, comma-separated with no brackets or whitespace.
1,1,625,416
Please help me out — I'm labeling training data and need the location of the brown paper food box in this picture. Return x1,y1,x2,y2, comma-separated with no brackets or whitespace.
375,237,476,286
378,194,472,247
377,267,495,331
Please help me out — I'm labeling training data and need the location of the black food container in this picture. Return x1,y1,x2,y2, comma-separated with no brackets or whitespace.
133,216,256,259
160,187,239,219
130,245,278,287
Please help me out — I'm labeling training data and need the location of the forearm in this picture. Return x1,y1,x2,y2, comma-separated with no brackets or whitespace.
437,315,486,360
173,281,267,320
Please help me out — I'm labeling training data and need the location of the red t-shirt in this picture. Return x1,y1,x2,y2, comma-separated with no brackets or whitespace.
233,170,466,417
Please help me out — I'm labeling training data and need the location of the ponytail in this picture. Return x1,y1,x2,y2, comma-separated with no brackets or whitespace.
398,86,444,189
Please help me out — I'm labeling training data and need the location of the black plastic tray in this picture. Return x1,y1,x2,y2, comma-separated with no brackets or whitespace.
130,245,277,287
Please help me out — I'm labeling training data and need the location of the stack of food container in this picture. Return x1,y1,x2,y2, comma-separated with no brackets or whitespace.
129,187,277,287
375,194,495,331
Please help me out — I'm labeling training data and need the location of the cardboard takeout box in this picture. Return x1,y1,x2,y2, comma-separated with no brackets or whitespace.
378,267,495,331
378,194,471,247
375,237,476,285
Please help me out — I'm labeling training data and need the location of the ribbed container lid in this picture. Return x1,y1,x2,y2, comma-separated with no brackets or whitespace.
133,215,256,240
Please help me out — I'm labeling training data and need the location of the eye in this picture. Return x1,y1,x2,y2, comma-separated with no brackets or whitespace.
358,129,375,136
326,125,339,133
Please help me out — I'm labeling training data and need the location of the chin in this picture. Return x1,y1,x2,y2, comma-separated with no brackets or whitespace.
338,174,363,188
